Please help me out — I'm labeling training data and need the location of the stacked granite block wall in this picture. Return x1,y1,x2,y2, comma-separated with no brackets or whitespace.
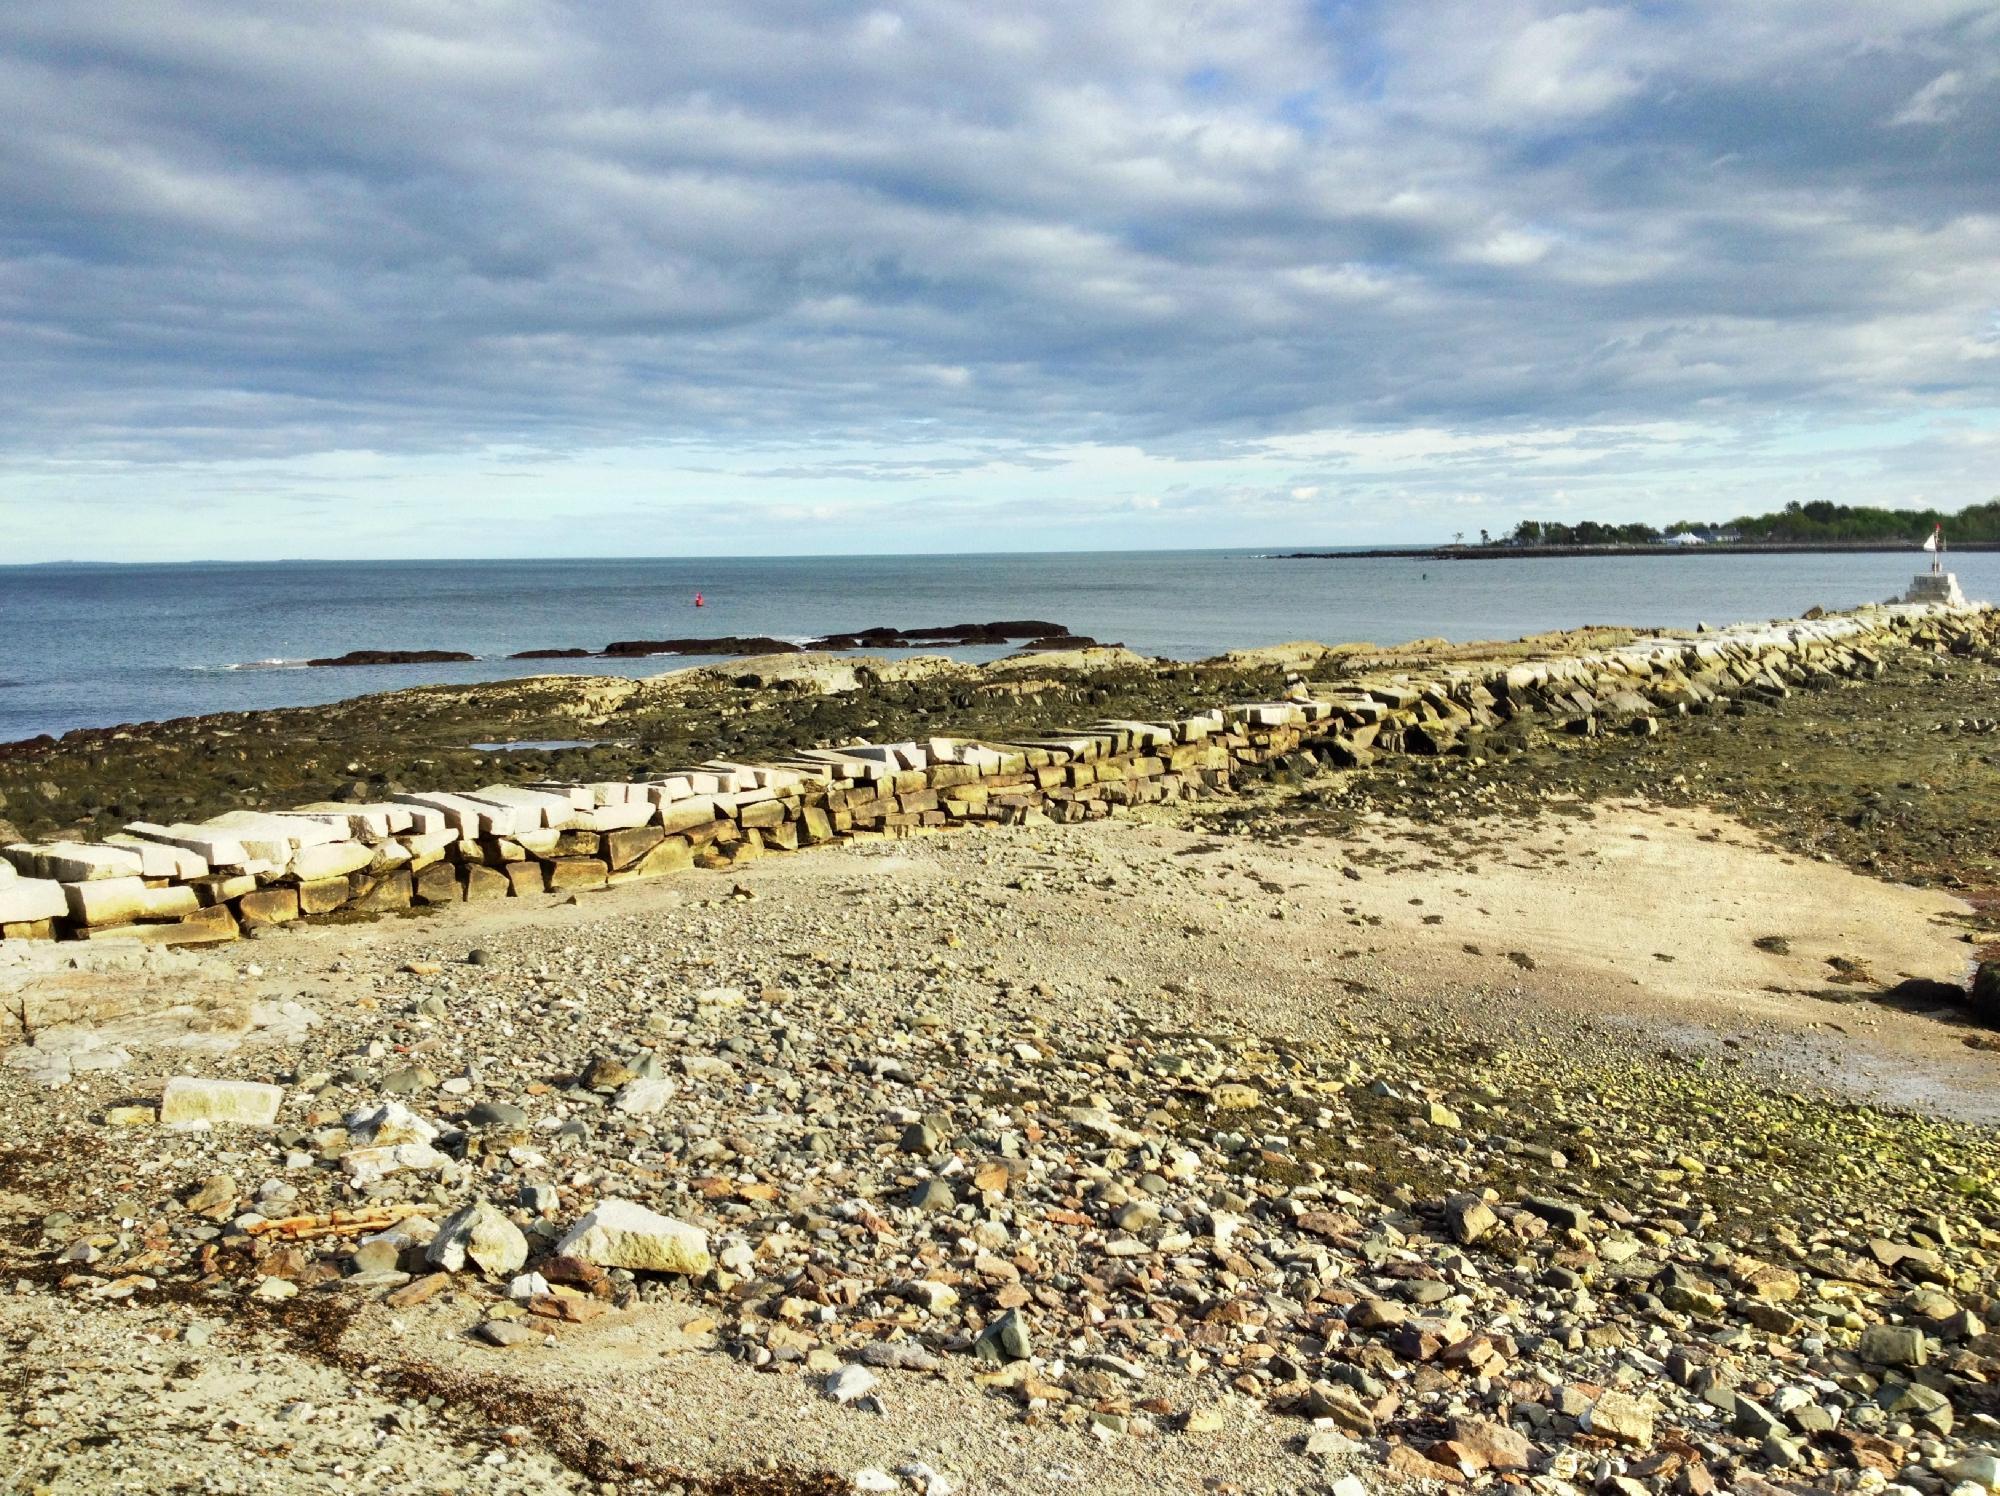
0,604,1975,946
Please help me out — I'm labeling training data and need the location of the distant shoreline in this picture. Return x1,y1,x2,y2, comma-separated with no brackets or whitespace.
1277,541,2000,560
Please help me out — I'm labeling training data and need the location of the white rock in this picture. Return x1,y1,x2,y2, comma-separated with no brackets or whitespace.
5,841,145,882
343,1142,446,1186
360,1216,438,1249
159,1077,283,1127
0,876,67,925
290,841,373,881
825,1363,879,1404
343,1099,438,1145
63,877,198,927
427,1201,529,1277
611,1076,677,1116
554,1199,711,1274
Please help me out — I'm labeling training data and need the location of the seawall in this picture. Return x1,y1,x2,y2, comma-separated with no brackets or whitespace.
0,601,1983,959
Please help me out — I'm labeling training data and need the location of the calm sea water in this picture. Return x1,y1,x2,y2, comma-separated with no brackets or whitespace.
0,550,1987,743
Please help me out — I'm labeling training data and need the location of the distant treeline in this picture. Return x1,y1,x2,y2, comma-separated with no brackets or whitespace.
1489,498,2000,548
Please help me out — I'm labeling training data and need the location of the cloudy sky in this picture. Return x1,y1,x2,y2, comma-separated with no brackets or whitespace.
3,1,1997,560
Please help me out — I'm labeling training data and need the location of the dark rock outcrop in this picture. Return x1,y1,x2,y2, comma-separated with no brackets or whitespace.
600,637,801,659
806,620,1070,650
307,649,477,668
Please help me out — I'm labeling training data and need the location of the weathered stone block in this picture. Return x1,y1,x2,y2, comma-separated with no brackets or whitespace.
0,877,70,925
80,903,238,946
349,868,413,912
612,835,692,882
236,887,300,926
63,877,200,927
297,876,353,915
545,857,608,891
291,841,373,881
504,862,542,896
602,825,664,870
160,1076,284,1127
412,863,461,904
462,863,511,900
6,841,146,882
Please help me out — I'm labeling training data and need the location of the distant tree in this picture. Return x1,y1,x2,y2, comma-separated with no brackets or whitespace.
1479,528,1491,546
1505,497,2000,546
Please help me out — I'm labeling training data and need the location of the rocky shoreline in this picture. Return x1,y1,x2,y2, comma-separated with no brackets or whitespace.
5,600,2000,1496
296,621,1105,669
0,605,1963,950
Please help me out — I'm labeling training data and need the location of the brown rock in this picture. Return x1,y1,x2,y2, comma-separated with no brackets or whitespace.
1447,1416,1534,1471
385,1272,451,1309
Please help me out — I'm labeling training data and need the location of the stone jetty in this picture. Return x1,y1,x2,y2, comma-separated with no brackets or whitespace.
0,602,1974,948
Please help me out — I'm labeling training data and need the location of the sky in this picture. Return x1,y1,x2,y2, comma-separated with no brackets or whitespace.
2,1,1998,561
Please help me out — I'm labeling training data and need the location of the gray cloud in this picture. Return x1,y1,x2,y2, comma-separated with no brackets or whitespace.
0,0,1996,552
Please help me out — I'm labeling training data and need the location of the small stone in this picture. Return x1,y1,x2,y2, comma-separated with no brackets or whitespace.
1448,1416,1533,1470
1945,1454,2000,1492
1444,1194,1497,1245
427,1201,529,1277
904,1178,956,1214
378,1065,434,1095
611,1076,676,1116
899,1121,946,1154
974,1309,1032,1364
825,1364,879,1404
468,1099,528,1129
478,1320,539,1348
183,1174,239,1214
1586,1390,1654,1448
1351,1298,1407,1330
1858,1324,1928,1367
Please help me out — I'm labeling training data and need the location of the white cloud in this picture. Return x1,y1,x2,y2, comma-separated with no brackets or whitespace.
0,0,1995,557
1889,69,1969,125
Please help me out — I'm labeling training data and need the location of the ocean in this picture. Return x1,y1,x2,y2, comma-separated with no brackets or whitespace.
1,549,1988,744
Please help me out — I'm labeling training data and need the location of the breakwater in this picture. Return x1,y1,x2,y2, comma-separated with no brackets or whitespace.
0,602,1980,948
